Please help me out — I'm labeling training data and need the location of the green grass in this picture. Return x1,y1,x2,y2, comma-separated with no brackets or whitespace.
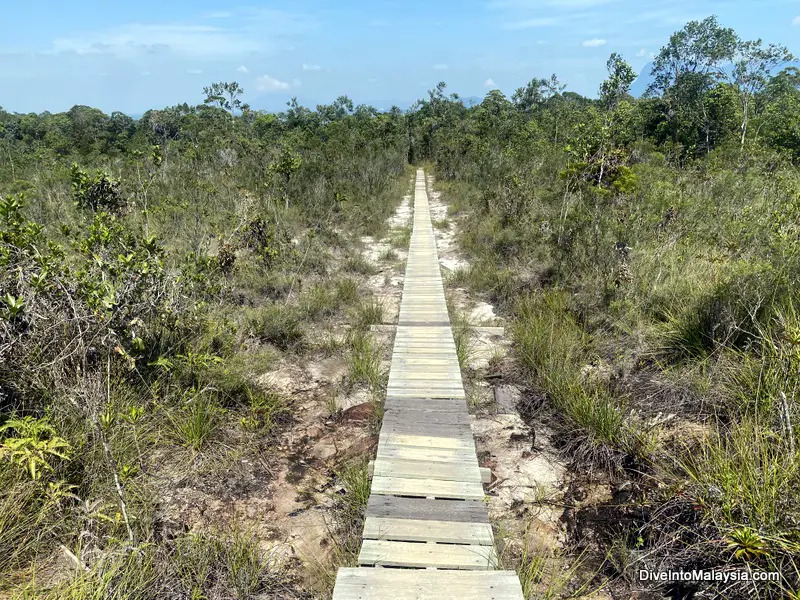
451,309,476,371
681,417,800,542
342,255,376,275
345,330,383,391
496,519,599,599
19,529,286,599
335,277,360,305
245,304,305,351
168,393,223,451
512,291,647,465
352,298,384,330
299,284,340,320
389,226,412,249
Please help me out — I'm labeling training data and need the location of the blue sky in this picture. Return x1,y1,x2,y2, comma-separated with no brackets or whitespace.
2,0,799,115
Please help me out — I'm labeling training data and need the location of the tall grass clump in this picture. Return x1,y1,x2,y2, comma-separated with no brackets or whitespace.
245,304,305,351
168,392,223,451
513,291,644,466
352,298,384,330
345,330,383,391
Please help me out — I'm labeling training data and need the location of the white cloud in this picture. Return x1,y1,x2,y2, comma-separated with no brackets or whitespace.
237,65,249,73
582,38,606,47
302,63,322,71
255,74,291,92
187,69,203,74
484,78,497,88
433,63,449,70
793,15,800,26
141,71,151,76
45,10,316,60
636,48,646,57
50,24,264,58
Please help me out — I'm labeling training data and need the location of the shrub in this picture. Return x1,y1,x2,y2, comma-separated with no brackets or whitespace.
246,305,304,351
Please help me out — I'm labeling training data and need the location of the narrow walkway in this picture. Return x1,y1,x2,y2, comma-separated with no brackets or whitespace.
332,170,524,598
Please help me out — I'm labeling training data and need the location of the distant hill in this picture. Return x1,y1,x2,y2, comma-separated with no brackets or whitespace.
461,95,483,107
630,63,654,98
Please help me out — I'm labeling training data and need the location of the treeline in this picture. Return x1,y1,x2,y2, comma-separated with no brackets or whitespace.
406,15,798,171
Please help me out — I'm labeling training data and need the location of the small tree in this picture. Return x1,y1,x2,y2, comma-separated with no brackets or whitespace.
269,147,302,210
725,40,795,147
512,74,565,113
203,82,245,115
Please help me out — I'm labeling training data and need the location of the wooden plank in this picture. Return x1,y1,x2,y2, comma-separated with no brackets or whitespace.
377,445,476,463
358,540,496,569
382,409,471,425
372,457,482,482
366,495,489,523
387,383,464,391
380,421,473,440
384,398,467,412
370,476,484,500
388,373,460,382
378,432,475,450
386,391,466,400
333,569,523,600
363,516,494,545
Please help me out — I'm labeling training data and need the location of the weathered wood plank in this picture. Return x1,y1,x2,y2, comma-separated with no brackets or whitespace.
358,540,497,569
376,445,477,463
333,569,523,600
381,409,471,425
370,476,484,500
363,516,494,545
380,421,473,440
372,457,481,482
378,432,475,450
366,495,489,523
383,398,467,412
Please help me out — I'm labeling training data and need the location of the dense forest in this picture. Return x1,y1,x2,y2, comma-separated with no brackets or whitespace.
1,14,799,599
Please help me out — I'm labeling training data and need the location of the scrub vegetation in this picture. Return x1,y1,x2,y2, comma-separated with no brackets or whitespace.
1,13,799,600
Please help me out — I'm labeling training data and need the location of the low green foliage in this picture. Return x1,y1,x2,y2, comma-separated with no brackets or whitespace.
240,390,288,433
345,330,383,391
352,298,384,330
245,304,305,351
22,529,284,599
389,225,411,249
0,416,71,480
169,393,223,451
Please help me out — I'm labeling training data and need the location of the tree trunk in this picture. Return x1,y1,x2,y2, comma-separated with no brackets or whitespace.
740,97,749,148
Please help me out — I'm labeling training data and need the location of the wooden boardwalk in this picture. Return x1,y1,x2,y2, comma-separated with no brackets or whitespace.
332,170,524,599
